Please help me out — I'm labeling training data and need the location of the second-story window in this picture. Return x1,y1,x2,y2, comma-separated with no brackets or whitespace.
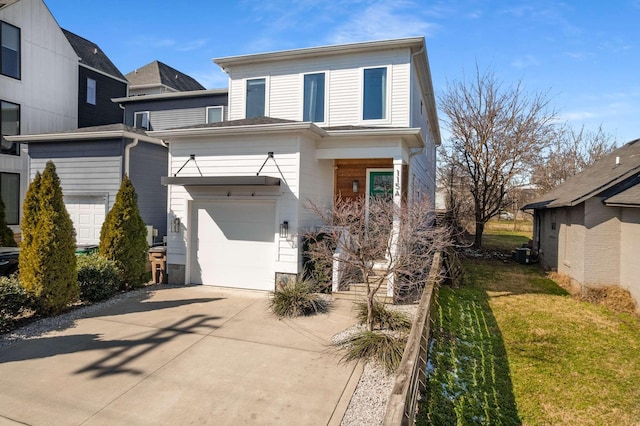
363,67,387,120
206,106,224,123
87,78,96,105
1,21,20,79
303,73,325,122
1,100,19,156
246,78,265,118
134,111,150,130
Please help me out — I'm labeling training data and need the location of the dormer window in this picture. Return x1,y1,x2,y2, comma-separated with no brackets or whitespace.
303,73,325,122
1,21,20,79
134,111,149,130
246,78,265,118
363,67,387,120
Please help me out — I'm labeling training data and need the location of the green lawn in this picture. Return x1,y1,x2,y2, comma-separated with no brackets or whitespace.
419,245,640,425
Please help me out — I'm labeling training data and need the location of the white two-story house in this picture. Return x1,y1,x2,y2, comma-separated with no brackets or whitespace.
0,0,78,238
150,37,441,292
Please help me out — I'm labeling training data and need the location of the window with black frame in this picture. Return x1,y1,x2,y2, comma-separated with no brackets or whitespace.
1,100,19,156
1,21,20,79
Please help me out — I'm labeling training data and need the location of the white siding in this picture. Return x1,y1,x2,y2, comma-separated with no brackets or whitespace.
226,48,412,128
166,133,303,277
0,0,78,231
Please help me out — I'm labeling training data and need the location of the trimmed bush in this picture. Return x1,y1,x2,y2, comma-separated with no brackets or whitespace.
354,300,412,331
19,162,78,315
337,330,407,373
0,196,16,247
269,279,329,318
99,175,148,289
77,254,120,303
0,274,30,331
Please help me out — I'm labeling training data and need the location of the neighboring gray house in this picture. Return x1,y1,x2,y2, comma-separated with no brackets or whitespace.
523,139,640,309
62,29,129,128
125,61,205,96
9,124,167,245
113,89,228,132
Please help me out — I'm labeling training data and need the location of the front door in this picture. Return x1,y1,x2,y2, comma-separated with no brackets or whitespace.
368,170,393,201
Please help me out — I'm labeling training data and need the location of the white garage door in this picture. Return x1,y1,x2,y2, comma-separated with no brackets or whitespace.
191,201,276,291
65,196,106,245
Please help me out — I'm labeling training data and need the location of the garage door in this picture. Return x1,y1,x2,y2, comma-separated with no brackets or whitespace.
191,201,276,291
65,196,106,245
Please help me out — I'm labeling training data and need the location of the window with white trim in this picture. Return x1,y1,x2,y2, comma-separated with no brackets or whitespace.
303,73,325,122
134,111,149,130
0,172,19,225
206,106,224,123
246,78,265,118
1,100,19,156
86,78,96,105
363,67,387,120
1,21,20,79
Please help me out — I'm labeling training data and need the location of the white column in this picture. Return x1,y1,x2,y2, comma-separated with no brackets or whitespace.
388,158,404,297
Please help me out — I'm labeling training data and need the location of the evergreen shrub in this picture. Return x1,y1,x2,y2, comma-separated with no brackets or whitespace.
0,274,30,331
77,254,120,303
99,175,148,289
19,161,78,315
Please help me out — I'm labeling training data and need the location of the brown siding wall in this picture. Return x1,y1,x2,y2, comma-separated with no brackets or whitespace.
334,159,393,199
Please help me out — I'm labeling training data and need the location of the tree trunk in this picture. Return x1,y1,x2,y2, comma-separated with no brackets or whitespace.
366,290,374,332
474,221,484,248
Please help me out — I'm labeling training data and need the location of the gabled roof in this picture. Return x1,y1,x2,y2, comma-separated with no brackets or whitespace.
523,139,640,209
62,29,126,82
0,1,19,10
125,61,205,92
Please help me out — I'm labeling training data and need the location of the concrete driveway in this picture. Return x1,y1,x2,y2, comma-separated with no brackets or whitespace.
0,286,362,425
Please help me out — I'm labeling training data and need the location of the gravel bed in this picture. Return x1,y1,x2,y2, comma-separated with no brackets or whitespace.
334,303,418,426
0,284,166,351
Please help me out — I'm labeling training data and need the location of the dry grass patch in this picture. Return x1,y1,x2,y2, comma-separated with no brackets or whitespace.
548,271,638,315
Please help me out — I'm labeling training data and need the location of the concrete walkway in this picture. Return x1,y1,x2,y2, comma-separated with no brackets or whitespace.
0,286,362,425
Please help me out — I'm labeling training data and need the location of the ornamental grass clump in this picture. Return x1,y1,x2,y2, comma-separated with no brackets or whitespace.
269,279,329,318
338,330,407,373
355,300,411,331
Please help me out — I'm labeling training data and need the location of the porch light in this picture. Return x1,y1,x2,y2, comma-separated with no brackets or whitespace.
352,180,359,193
280,221,289,238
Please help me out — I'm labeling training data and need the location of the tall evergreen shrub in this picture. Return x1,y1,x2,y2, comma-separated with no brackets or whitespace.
19,162,78,315
99,175,148,289
0,197,16,247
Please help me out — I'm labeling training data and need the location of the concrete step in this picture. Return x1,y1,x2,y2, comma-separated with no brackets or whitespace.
332,290,393,304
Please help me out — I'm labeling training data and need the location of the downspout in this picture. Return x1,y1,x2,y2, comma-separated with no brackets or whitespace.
124,138,139,177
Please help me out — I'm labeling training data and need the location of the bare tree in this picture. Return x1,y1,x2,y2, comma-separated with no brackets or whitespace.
532,125,616,193
439,66,557,248
304,197,451,331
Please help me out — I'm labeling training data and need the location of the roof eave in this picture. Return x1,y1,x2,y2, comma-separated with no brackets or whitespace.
214,37,425,69
6,130,164,145
112,88,228,103
149,122,327,139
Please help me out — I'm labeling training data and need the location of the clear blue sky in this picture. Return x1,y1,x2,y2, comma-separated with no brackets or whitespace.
46,0,639,144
